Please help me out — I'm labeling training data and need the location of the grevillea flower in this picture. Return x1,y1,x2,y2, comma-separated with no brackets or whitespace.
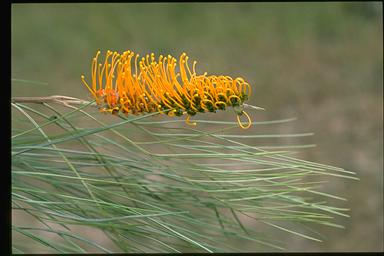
81,50,254,129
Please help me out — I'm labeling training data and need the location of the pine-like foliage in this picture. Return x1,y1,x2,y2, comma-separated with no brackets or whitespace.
11,95,358,253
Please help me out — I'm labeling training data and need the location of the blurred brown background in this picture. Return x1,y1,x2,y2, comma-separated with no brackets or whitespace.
12,2,383,252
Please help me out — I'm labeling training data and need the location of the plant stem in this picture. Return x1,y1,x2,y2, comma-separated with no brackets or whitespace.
11,95,91,106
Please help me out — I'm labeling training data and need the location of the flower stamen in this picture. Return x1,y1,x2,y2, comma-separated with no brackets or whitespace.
81,50,259,129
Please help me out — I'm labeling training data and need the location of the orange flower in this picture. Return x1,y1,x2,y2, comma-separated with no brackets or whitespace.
81,50,253,129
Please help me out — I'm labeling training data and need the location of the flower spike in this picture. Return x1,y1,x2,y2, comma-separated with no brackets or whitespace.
81,50,260,129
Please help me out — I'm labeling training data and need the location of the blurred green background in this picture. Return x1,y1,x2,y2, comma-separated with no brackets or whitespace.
12,2,383,252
